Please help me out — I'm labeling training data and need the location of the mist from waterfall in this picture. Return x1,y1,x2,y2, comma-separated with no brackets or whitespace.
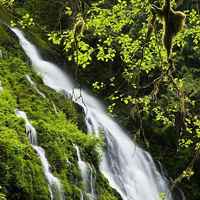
12,27,174,200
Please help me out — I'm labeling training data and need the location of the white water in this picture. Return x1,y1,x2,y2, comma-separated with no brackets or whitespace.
15,109,63,200
80,192,84,200
74,145,96,199
12,28,173,200
25,74,46,98
0,49,2,58
0,80,3,92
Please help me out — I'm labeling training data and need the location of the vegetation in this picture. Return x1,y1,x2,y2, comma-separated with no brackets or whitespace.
0,0,200,199
0,20,119,200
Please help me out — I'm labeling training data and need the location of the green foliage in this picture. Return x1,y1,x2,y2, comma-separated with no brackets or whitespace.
76,41,94,68
0,0,15,8
0,186,6,200
0,46,87,198
99,191,119,200
19,13,35,29
45,1,200,199
0,90,50,200
159,192,166,200
2,0,200,199
0,22,119,200
10,12,35,29
21,0,68,30
0,194,6,200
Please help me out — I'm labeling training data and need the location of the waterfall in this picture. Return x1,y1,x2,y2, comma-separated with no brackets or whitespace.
0,80,3,92
25,74,46,98
12,27,174,200
15,109,64,200
74,144,96,199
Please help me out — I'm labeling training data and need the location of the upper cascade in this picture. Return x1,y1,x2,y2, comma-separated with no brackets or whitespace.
11,27,173,200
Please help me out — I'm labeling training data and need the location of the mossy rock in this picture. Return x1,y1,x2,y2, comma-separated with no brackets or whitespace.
0,17,122,200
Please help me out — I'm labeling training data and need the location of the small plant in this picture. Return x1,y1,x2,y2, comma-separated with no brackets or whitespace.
159,192,166,200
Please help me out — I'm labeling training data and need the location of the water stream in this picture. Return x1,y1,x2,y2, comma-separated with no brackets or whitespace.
25,74,46,98
12,27,174,200
0,80,3,92
15,109,64,200
74,144,96,199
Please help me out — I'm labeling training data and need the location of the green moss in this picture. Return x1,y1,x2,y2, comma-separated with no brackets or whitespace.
0,90,49,200
0,21,120,199
0,188,7,200
95,173,122,200
0,26,13,46
0,6,12,24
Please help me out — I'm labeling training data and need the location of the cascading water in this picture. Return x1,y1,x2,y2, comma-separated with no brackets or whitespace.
0,80,3,92
12,27,174,200
88,164,96,199
74,144,96,199
0,49,2,58
15,109,64,200
25,74,46,98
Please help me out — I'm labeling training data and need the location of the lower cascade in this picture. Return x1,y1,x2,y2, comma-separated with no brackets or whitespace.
0,80,3,92
74,145,96,200
15,109,64,200
12,27,174,200
25,74,46,98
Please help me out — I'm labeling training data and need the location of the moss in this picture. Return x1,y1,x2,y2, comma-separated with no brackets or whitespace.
0,26,13,46
0,188,7,200
0,90,49,200
0,6,12,24
95,172,122,200
0,19,121,200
